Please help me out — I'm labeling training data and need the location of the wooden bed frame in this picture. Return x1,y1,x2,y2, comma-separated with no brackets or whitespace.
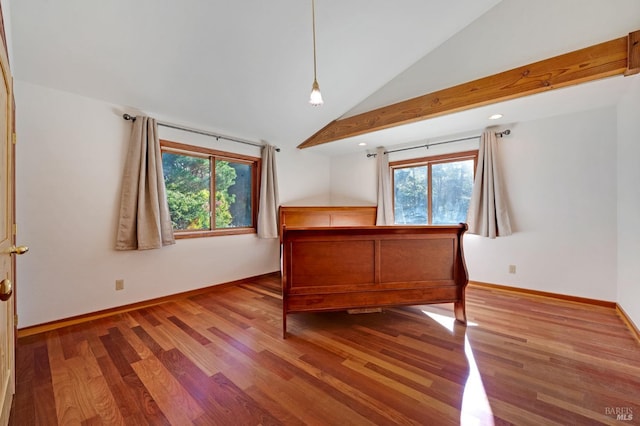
280,206,469,337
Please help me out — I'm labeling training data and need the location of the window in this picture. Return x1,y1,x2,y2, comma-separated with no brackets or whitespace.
160,140,260,238
392,150,477,225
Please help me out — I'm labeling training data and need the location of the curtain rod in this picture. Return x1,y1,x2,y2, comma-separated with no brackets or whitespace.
366,129,510,158
122,113,279,152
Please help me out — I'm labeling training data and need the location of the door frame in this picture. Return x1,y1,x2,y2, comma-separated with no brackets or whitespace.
0,3,16,424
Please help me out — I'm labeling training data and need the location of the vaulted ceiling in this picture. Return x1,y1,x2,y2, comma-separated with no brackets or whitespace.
7,0,640,156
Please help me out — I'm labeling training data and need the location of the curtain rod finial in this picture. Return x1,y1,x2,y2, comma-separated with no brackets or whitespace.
123,113,136,121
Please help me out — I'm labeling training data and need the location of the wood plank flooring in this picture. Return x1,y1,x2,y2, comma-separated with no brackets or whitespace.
10,274,640,425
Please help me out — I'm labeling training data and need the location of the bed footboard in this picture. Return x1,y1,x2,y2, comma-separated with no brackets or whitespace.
281,224,468,337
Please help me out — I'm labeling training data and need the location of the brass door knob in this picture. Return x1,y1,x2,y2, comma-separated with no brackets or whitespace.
9,245,28,255
0,279,12,301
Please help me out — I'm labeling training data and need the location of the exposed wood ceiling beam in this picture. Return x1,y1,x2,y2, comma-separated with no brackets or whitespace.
299,30,640,149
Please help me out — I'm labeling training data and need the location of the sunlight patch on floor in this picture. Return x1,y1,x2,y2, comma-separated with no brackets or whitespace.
420,309,493,424
461,335,494,425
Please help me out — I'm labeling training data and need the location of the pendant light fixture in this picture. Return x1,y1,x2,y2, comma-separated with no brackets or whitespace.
309,0,323,106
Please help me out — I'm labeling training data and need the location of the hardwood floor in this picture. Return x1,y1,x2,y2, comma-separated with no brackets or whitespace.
10,274,640,425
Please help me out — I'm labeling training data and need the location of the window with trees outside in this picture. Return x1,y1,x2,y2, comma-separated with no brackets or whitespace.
160,140,260,238
392,150,478,225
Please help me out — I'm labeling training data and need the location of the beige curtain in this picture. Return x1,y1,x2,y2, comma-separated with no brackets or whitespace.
375,147,394,225
467,130,512,238
115,116,175,250
257,144,280,238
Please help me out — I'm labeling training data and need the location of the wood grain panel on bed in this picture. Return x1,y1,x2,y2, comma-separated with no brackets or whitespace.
279,206,376,240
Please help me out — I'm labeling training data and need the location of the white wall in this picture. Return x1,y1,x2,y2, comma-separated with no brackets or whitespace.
616,77,640,327
330,107,619,302
278,148,331,206
14,80,331,327
329,151,376,205
465,109,618,301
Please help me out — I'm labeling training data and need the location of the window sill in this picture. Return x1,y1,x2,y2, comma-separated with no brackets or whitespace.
174,228,256,239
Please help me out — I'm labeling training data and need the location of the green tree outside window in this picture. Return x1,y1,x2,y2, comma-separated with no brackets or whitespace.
162,152,252,231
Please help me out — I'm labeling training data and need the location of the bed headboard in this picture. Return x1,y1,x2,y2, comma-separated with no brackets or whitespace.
279,205,377,239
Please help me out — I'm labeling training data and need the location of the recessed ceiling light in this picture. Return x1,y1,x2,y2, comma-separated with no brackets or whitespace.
358,142,367,146
489,114,503,120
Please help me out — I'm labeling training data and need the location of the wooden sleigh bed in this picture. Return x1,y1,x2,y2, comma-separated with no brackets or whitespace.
279,206,469,337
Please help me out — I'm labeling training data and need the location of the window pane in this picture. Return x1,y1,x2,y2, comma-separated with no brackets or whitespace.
162,152,211,230
431,160,474,224
394,166,427,224
215,160,252,228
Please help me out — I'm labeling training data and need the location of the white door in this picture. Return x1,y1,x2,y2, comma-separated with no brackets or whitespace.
0,23,16,425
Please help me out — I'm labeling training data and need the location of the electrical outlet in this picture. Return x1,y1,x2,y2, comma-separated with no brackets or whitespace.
115,279,125,291
508,265,516,274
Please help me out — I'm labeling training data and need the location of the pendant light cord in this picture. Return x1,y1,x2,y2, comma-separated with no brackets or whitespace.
312,0,318,82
